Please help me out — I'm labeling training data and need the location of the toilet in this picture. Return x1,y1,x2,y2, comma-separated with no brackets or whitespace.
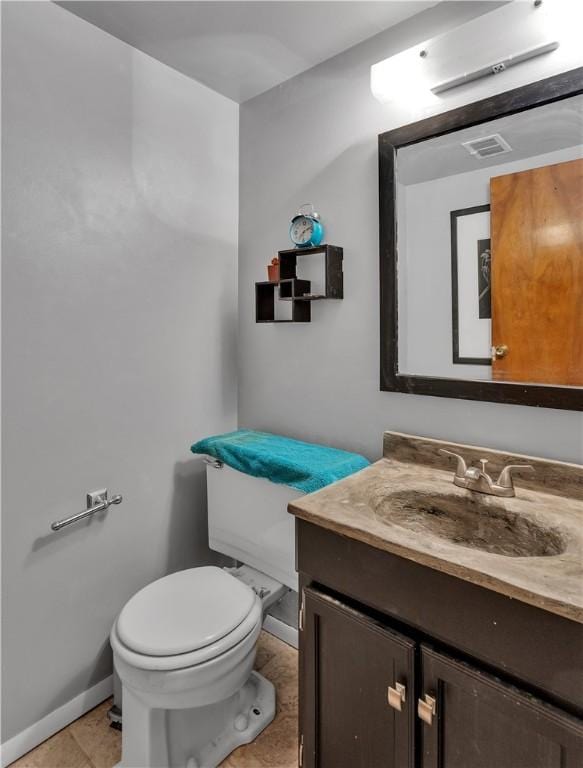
111,463,302,768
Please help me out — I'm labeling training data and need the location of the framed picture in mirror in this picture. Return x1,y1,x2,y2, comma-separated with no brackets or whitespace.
379,67,583,410
450,204,491,366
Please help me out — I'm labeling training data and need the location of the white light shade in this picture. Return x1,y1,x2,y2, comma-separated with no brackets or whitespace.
371,43,437,106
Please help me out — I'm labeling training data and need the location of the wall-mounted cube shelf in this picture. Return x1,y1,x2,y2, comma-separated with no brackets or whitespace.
255,244,343,323
278,245,343,299
255,281,311,323
279,278,311,301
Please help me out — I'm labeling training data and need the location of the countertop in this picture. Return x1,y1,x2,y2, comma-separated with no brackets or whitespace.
289,433,583,623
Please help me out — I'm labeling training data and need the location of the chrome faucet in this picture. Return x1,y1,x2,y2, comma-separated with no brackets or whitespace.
440,449,534,498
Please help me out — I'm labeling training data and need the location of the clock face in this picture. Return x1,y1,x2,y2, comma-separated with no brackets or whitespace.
290,215,314,245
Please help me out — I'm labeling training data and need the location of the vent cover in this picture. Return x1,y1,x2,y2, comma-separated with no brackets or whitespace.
462,133,513,159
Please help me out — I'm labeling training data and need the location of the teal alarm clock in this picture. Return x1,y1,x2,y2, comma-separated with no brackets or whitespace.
289,203,324,248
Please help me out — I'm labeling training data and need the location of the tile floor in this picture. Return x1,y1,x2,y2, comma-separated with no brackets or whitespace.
10,632,298,768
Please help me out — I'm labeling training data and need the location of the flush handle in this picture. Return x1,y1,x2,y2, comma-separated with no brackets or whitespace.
387,682,406,712
417,694,437,725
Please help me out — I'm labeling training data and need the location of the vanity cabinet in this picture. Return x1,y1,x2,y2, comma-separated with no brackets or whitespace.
301,585,583,768
420,645,583,768
301,587,415,768
297,520,583,768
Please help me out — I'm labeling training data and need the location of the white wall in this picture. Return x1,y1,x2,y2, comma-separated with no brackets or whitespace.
399,144,582,379
1,1,238,742
238,1,583,464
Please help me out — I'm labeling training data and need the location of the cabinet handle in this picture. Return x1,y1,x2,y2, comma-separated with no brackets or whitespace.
417,694,436,725
387,682,406,711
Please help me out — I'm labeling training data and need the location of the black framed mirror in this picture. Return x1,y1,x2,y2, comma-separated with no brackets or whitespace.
379,67,583,411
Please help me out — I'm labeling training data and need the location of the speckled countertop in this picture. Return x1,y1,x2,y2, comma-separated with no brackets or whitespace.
289,433,583,623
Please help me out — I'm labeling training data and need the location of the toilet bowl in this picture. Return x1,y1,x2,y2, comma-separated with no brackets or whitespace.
111,566,276,768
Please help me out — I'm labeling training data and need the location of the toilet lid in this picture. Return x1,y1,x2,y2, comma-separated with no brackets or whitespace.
116,567,256,657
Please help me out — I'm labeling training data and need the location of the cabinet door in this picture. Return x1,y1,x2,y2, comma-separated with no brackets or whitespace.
300,587,415,768
419,644,583,768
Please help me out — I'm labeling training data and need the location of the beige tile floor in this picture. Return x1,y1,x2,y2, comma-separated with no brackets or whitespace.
10,632,298,768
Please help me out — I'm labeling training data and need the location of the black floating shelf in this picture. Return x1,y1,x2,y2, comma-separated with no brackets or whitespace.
255,281,310,323
278,244,343,299
279,278,311,301
255,244,343,323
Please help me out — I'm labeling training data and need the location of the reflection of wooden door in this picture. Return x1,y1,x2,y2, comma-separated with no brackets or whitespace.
490,158,583,385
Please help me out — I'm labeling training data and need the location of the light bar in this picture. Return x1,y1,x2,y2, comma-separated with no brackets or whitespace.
431,41,560,95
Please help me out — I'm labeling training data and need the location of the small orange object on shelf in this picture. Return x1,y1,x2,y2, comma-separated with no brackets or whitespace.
267,257,280,283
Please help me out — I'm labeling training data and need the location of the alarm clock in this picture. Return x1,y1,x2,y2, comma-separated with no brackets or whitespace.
289,203,324,248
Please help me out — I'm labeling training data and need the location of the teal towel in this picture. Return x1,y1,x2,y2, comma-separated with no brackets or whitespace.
190,429,369,494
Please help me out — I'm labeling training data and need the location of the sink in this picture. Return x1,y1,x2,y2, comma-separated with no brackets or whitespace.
376,491,566,558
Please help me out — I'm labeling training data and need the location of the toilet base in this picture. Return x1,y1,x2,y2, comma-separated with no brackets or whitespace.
194,671,276,768
116,671,276,768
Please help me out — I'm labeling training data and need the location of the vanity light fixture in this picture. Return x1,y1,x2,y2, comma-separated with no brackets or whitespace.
431,41,559,95
370,0,573,106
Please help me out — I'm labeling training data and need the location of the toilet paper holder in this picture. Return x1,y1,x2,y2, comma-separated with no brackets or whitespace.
50,489,123,532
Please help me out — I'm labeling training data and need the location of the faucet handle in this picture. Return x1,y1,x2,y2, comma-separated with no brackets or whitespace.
496,464,535,489
479,459,489,474
439,449,467,478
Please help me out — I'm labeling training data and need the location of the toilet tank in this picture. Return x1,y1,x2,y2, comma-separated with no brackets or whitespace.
206,464,302,591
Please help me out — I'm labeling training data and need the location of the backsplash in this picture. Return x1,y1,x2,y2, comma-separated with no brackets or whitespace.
384,432,583,501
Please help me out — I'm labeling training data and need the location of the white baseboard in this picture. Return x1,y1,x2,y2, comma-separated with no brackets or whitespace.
263,614,298,649
0,675,113,768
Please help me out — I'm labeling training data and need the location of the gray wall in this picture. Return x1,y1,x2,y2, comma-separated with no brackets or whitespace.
2,1,238,740
238,1,583,464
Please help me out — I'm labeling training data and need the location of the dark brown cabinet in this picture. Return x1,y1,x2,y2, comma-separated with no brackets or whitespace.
420,645,583,768
300,585,583,768
301,587,415,768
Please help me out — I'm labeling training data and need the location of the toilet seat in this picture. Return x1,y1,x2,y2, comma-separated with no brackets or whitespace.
117,566,256,656
111,567,263,672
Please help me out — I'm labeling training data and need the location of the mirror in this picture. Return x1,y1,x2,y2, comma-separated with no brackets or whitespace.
379,68,583,410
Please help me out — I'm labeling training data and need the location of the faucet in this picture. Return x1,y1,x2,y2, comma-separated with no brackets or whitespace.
440,449,534,498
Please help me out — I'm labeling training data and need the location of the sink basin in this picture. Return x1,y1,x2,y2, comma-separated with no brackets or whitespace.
377,491,566,558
